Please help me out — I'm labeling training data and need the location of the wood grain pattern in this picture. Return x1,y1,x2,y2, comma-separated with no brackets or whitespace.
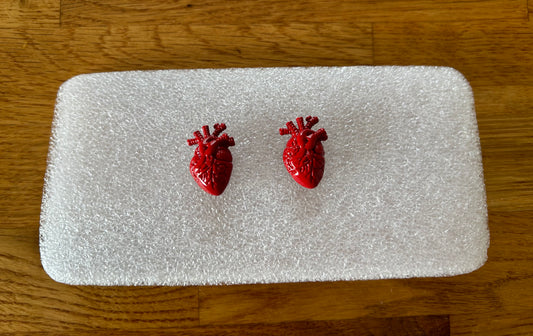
198,268,532,326
474,86,533,211
2,0,533,334
451,311,533,335
374,20,533,86
0,23,372,76
0,316,451,335
0,235,199,332
0,0,59,28
60,0,527,26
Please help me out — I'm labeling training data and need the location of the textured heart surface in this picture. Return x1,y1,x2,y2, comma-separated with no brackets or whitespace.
187,123,234,196
280,116,328,188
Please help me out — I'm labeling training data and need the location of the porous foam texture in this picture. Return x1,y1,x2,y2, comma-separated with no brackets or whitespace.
40,66,489,286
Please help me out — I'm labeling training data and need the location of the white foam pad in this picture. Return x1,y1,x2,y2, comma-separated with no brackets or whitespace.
40,66,489,285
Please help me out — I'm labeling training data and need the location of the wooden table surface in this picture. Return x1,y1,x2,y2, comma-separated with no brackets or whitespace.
1,1,532,335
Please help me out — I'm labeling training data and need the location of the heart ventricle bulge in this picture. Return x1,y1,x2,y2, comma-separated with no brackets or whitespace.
283,137,325,189
190,146,233,196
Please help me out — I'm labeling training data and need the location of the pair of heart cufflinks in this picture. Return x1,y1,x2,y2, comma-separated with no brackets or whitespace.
187,116,328,196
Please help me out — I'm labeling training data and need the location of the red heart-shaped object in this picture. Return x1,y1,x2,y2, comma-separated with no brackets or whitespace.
187,123,235,196
280,116,328,189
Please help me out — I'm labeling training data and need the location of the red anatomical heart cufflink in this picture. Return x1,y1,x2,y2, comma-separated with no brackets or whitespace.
187,123,235,196
280,116,328,189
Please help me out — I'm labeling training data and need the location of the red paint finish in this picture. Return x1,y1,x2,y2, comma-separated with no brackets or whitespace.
187,123,235,196
280,116,328,189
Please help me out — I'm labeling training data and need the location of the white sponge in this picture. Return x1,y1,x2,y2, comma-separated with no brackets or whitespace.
40,66,489,285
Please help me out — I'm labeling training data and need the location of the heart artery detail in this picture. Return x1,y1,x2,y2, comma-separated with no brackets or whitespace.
279,116,328,189
187,123,235,196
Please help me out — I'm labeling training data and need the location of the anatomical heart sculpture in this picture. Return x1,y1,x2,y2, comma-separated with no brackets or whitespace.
187,123,235,196
279,116,328,189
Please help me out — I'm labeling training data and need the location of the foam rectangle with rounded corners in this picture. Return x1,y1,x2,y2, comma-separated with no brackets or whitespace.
40,66,489,286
